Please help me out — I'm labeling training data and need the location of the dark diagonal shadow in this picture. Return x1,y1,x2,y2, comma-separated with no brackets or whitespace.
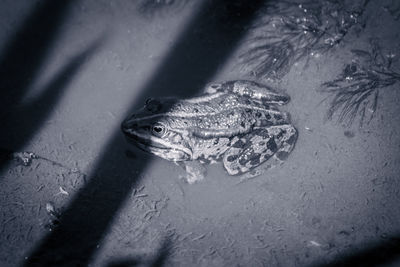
148,238,172,267
105,238,171,267
309,234,400,267
0,0,77,171
24,0,266,266
1,36,104,148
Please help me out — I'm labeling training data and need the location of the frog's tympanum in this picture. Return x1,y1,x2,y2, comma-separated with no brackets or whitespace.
122,80,297,183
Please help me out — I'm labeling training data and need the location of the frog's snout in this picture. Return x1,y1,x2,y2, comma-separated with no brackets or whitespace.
121,116,137,134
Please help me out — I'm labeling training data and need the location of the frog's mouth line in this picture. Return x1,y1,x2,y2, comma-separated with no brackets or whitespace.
123,130,192,161
123,131,169,150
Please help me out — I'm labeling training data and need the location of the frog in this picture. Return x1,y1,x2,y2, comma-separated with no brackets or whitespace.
121,80,297,183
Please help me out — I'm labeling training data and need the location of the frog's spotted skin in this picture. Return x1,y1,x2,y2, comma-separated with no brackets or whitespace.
122,80,297,182
222,125,297,175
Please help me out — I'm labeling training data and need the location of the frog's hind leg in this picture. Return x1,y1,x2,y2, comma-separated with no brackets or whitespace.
222,125,297,176
273,125,298,163
206,80,290,105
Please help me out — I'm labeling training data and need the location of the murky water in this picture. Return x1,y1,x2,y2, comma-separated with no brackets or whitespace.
1,0,400,266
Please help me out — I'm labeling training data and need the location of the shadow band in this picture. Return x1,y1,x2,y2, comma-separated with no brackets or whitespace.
310,235,400,267
24,0,266,266
0,0,76,172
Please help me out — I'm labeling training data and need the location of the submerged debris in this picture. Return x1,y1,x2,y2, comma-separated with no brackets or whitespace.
321,39,400,125
2,147,87,178
45,202,62,231
344,130,355,138
240,0,369,80
56,186,69,196
45,202,56,215
12,151,38,166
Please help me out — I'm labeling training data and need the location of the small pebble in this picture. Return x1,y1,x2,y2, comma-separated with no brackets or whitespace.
344,130,355,138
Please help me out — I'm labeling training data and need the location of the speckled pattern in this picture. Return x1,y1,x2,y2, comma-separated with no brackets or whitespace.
122,80,297,179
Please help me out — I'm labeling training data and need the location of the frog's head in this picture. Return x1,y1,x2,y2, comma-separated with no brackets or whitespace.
121,98,192,161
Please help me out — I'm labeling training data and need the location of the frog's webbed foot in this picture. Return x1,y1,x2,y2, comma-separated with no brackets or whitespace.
222,125,297,176
176,161,206,184
236,157,283,184
206,80,290,105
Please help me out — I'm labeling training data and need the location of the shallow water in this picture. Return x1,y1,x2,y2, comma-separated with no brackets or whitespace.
1,0,400,266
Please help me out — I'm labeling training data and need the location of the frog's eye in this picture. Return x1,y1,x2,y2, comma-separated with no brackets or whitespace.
344,63,358,76
145,98,162,112
145,98,154,105
210,83,221,89
152,123,166,137
206,83,222,93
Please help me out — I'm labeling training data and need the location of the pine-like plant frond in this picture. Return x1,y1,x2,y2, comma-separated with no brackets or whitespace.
240,0,369,80
321,39,400,125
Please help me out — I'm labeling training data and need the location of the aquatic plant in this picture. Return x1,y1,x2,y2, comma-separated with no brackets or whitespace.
321,39,400,125
239,0,369,80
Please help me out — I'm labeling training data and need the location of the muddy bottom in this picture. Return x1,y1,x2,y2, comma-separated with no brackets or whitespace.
0,0,399,266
